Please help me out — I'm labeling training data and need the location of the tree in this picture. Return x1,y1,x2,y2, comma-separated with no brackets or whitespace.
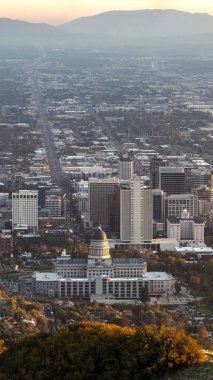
140,283,150,303
197,324,208,338
175,281,182,295
0,340,6,355
0,322,204,379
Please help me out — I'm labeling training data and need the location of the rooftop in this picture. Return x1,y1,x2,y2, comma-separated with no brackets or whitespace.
145,272,174,281
33,272,60,282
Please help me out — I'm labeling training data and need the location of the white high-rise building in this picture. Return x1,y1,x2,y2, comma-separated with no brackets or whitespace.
120,186,131,242
118,154,133,181
120,177,153,244
167,209,205,244
130,178,144,244
12,190,38,231
165,193,198,219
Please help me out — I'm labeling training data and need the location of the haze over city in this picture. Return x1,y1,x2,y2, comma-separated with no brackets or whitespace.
0,0,212,378
1,0,213,24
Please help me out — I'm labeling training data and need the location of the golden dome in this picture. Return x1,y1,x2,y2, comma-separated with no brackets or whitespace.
92,226,107,241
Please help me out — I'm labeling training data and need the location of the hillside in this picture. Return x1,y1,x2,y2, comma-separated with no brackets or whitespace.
0,18,69,47
0,322,204,379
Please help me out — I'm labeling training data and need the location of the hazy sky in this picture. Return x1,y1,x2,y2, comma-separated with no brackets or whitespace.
1,0,213,24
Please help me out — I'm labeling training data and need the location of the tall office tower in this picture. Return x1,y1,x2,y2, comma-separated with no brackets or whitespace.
38,186,54,208
108,186,120,238
143,188,153,242
200,171,212,187
45,188,62,218
88,178,120,229
120,186,131,242
164,193,198,220
120,178,153,244
0,193,9,208
118,154,133,181
75,193,88,214
152,189,165,221
190,169,212,191
195,187,213,216
150,157,169,189
190,170,202,191
159,167,186,195
12,190,38,231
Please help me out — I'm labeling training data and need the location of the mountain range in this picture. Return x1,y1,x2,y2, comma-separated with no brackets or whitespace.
1,10,213,50
62,10,213,38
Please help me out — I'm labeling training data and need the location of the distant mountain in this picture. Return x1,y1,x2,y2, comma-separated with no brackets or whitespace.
1,10,213,51
61,10,213,39
0,18,69,47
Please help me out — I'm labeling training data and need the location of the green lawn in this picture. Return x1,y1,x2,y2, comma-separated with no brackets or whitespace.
161,362,213,380
194,303,213,315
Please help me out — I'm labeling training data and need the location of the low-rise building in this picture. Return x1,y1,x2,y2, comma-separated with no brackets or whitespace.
32,272,60,296
32,226,175,302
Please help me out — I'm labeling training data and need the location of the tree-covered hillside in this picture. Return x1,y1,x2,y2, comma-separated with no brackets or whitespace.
0,322,204,380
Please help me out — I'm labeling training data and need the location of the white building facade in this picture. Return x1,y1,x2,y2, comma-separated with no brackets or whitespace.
12,190,38,231
120,178,153,244
31,227,175,301
118,155,133,181
56,227,174,301
167,209,205,244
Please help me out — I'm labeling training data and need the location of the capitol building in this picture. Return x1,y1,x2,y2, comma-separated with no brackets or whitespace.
33,226,175,302
32,226,175,302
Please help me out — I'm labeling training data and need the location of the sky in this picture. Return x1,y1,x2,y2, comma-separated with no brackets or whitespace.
1,0,213,25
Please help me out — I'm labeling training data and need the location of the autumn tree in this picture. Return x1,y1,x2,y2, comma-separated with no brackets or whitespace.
0,322,204,380
0,340,6,355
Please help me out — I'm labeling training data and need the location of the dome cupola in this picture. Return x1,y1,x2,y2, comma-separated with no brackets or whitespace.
92,225,107,241
89,225,110,260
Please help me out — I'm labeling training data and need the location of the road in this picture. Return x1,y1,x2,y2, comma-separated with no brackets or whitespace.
30,62,142,186
90,108,143,175
30,65,65,191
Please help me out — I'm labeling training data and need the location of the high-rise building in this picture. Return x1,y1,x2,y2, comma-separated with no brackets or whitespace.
38,186,54,208
195,186,213,216
118,154,133,181
45,188,62,218
12,190,38,231
159,167,186,195
190,169,212,191
120,186,131,242
143,188,153,243
108,186,120,238
120,178,153,244
152,189,165,221
167,210,205,244
88,178,120,229
0,193,9,208
150,157,169,189
164,193,198,220
74,193,88,214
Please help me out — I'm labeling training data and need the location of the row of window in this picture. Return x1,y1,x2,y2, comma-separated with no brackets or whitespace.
13,195,37,199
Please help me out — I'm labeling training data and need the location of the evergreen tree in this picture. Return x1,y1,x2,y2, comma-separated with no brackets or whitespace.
140,283,150,303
